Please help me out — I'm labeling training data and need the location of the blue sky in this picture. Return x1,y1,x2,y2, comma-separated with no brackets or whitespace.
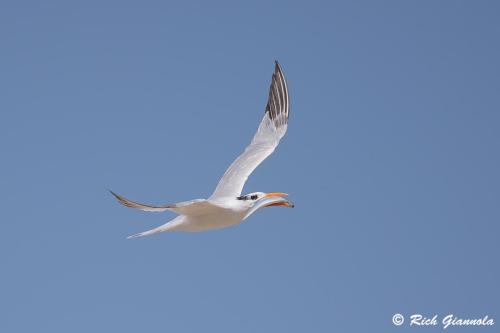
1,1,499,332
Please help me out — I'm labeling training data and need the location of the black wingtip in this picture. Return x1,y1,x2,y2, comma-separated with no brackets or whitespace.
109,190,121,200
274,60,280,70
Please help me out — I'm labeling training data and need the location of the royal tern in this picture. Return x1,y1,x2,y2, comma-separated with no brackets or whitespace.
111,61,293,238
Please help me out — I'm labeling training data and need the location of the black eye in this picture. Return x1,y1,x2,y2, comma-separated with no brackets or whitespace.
250,194,258,200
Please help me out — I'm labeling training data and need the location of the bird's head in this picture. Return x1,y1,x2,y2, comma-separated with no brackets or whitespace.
237,192,294,220
237,192,293,207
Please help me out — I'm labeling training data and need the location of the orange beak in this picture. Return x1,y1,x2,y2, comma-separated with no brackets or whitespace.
264,192,288,198
263,192,294,208
265,201,295,208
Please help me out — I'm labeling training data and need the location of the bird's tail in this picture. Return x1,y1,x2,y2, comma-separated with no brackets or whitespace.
127,216,185,239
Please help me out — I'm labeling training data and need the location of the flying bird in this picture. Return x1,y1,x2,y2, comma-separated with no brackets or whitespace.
111,61,294,238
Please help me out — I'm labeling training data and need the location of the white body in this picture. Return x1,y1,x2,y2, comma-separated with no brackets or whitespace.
165,200,246,232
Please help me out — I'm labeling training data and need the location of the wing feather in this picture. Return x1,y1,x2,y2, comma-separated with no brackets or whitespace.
110,190,172,212
210,61,290,199
110,190,215,216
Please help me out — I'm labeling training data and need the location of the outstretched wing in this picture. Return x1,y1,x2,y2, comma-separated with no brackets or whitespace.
210,61,290,199
110,190,216,216
110,190,172,212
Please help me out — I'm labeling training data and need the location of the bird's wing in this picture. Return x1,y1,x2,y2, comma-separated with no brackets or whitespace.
110,190,217,216
110,191,172,212
210,61,290,199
